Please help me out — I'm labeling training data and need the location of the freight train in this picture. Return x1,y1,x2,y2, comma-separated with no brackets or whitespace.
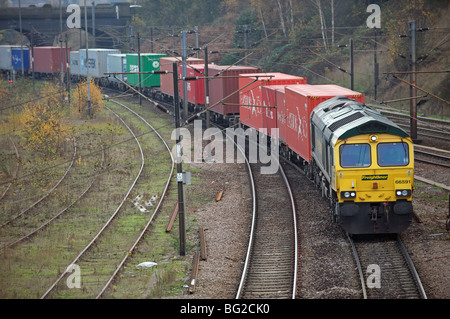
0,45,414,234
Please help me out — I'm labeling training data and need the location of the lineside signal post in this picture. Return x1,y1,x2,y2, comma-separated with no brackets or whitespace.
110,64,188,256
173,62,186,256
409,20,418,141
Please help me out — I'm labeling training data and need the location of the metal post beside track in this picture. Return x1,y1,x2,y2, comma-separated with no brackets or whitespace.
84,0,91,118
409,20,418,141
182,30,188,120
173,62,186,256
350,38,354,90
204,46,210,129
138,32,142,106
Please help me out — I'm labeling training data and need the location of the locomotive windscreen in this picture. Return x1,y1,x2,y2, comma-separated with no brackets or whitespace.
377,142,410,166
339,144,371,168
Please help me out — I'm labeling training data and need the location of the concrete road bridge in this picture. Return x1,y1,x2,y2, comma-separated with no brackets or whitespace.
0,2,133,48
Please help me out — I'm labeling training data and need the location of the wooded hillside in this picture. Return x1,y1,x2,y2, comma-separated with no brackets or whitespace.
134,0,449,116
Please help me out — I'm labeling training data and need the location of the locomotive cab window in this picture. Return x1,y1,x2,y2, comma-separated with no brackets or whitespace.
311,124,316,150
377,142,409,167
340,144,371,168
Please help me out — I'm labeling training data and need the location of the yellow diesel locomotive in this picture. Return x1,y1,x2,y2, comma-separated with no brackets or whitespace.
310,96,414,234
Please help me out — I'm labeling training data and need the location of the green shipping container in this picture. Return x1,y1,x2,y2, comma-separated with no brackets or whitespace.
126,53,167,87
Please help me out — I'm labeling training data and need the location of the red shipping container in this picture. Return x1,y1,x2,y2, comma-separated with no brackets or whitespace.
185,64,205,105
239,73,306,132
178,63,210,105
261,85,291,139
284,84,365,162
33,46,71,74
208,65,260,116
159,57,203,98
181,63,217,105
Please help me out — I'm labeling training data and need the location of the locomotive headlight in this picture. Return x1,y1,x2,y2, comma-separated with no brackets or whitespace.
341,191,356,199
370,135,378,142
396,189,411,197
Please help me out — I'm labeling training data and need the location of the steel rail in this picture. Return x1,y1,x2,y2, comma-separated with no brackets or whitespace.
279,161,299,299
0,136,20,202
414,144,450,155
234,133,297,299
41,106,145,299
231,130,257,300
4,143,105,250
397,236,427,299
415,150,450,161
0,137,77,229
347,233,368,299
348,234,427,299
415,158,450,169
96,99,175,299
396,123,450,140
414,149,450,168
278,158,306,299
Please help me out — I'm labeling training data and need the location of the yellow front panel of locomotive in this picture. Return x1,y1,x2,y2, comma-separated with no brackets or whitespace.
333,134,414,203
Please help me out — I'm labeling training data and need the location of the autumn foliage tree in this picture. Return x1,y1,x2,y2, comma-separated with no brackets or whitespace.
73,79,104,118
384,0,435,67
20,82,68,158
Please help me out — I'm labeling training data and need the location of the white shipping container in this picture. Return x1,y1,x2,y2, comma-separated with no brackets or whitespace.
79,48,121,78
107,54,127,83
70,51,80,76
0,45,20,71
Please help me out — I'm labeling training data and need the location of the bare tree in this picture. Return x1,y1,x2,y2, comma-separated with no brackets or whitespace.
310,0,328,50
289,0,294,32
331,0,335,46
259,7,269,40
275,0,287,38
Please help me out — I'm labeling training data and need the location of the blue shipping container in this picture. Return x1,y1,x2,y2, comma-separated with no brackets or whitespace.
11,47,30,71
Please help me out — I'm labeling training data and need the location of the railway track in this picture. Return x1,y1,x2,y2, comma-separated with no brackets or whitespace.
414,147,450,168
125,89,301,299
0,136,20,202
0,137,77,248
40,99,174,299
112,91,300,299
1,141,105,250
96,100,174,299
348,234,427,299
235,140,298,299
399,123,450,141
40,103,145,298
377,108,450,141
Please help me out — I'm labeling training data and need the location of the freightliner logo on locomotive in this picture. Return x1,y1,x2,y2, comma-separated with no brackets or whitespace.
362,175,388,181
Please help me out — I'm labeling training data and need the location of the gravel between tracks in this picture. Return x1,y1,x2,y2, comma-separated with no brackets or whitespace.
178,161,253,299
